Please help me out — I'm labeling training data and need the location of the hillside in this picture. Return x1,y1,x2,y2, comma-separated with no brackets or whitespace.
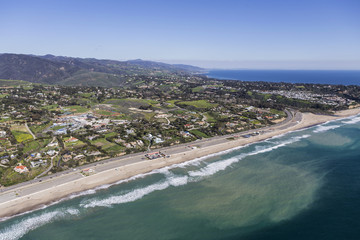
0,53,203,87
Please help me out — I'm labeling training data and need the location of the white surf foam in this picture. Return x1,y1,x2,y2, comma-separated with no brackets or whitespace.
313,124,341,133
81,171,190,209
188,134,310,178
341,116,360,125
83,134,313,209
82,182,169,208
188,156,241,178
0,208,79,240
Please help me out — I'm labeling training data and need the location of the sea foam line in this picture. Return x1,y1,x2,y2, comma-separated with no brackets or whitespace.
0,208,79,240
0,133,312,239
341,115,360,124
83,134,311,209
1,126,313,224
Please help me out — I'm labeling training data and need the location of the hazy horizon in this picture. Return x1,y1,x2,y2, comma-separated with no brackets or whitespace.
2,0,359,70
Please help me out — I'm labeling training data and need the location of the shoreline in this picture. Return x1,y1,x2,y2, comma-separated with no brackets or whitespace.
1,108,360,220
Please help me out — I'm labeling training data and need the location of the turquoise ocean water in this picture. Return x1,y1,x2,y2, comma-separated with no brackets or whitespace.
1,115,360,239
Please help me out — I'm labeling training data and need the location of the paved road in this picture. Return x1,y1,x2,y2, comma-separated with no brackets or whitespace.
25,123,36,140
0,109,299,199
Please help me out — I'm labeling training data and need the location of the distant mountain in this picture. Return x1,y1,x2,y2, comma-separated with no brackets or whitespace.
0,54,79,84
0,53,204,86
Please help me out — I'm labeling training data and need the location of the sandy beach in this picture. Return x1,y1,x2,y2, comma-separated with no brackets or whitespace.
1,108,359,219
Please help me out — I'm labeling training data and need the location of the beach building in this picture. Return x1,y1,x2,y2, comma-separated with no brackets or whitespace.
81,168,95,176
145,152,165,160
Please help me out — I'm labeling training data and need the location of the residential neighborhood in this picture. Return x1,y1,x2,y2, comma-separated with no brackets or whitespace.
1,74,359,186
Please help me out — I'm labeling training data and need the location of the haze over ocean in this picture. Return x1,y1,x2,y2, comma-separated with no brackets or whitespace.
207,70,360,85
2,115,360,240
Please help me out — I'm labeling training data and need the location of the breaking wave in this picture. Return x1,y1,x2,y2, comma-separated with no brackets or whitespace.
81,173,189,208
84,134,311,209
341,115,360,125
0,208,79,240
0,133,314,238
313,124,341,133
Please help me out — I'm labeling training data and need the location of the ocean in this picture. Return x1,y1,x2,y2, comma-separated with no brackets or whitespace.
206,70,360,85
1,115,360,239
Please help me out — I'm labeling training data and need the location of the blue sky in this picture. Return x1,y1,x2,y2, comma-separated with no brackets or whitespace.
1,0,360,69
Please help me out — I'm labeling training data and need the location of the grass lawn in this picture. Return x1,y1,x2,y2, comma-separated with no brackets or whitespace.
42,104,59,111
23,138,51,153
30,121,53,134
91,138,116,149
63,137,86,148
270,109,286,117
52,125,65,131
23,140,40,153
65,105,89,113
0,79,29,87
80,93,93,98
142,112,156,121
192,86,205,93
204,112,217,122
178,100,218,109
106,144,124,154
105,98,158,108
190,129,209,138
95,109,120,116
165,100,178,108
104,132,117,138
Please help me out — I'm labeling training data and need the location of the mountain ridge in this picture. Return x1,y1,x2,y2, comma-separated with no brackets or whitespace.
0,53,204,86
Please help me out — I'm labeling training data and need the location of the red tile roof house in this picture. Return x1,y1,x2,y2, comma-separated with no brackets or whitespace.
14,164,29,174
65,137,79,143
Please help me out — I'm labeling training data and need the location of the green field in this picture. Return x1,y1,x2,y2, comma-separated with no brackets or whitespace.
52,125,65,131
95,110,119,116
178,100,218,109
23,139,51,153
10,125,33,143
23,141,40,153
30,121,53,134
192,86,205,93
91,138,116,149
270,109,286,117
204,112,217,122
190,129,209,138
105,144,124,154
0,79,29,87
64,105,89,113
63,137,85,148
104,132,117,138
42,104,59,111
165,100,178,108
12,131,33,143
105,98,158,107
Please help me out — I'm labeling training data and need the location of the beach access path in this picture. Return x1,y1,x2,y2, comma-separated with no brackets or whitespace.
0,108,359,219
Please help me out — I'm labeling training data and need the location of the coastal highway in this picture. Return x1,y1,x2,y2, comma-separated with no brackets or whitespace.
0,109,301,204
